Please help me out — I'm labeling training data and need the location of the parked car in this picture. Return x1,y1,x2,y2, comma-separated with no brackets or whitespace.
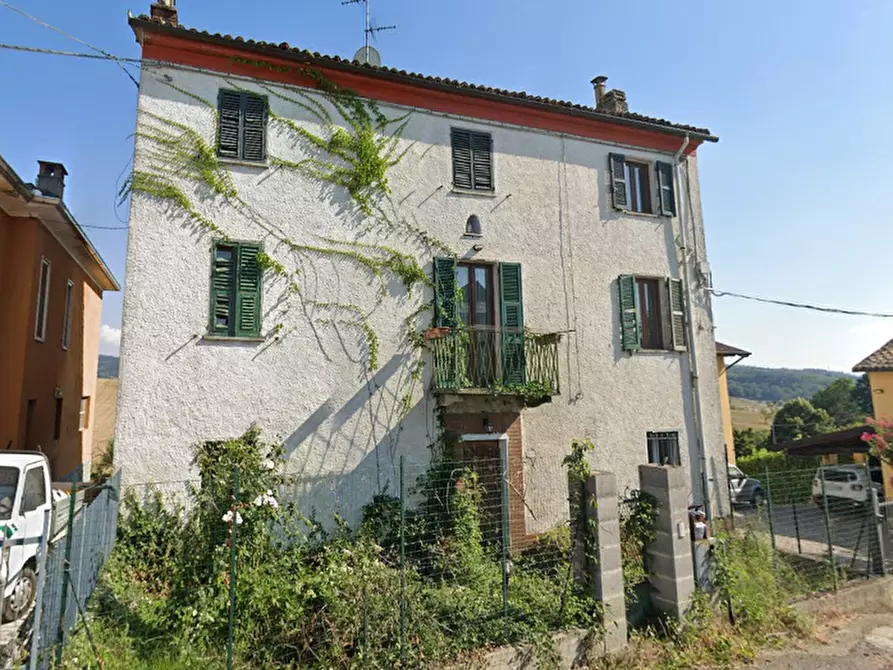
811,464,882,511
0,452,74,621
728,465,764,507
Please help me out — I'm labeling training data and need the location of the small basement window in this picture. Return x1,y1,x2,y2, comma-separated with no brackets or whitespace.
647,431,680,466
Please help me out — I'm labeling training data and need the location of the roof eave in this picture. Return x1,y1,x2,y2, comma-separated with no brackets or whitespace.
36,197,121,292
0,155,119,292
129,16,718,144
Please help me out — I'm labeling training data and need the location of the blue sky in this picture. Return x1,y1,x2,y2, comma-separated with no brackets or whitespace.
1,0,891,370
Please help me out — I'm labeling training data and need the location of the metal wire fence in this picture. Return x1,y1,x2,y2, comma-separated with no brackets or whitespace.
53,452,598,669
0,471,124,670
730,463,887,593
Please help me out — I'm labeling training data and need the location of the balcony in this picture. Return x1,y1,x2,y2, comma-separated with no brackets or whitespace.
429,326,560,400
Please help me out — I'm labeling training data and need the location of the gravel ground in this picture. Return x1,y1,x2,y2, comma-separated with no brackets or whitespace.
753,610,893,670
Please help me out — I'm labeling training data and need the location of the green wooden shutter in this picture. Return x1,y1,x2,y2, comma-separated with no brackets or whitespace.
235,243,262,337
656,161,676,216
433,256,457,328
210,242,236,335
667,278,686,351
609,153,628,210
451,130,473,190
471,132,493,191
217,91,241,159
242,94,267,162
618,275,640,352
499,263,525,385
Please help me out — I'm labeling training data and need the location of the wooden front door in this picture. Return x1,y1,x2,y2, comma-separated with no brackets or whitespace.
455,440,504,544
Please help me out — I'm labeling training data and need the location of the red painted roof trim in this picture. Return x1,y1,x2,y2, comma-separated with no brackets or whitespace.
133,21,709,155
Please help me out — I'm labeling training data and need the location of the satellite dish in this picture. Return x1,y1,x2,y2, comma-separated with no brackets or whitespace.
353,45,381,67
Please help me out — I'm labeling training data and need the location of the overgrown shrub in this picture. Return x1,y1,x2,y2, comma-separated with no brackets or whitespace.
84,429,600,669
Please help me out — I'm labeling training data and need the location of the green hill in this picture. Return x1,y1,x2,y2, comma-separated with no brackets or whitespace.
98,355,119,379
726,365,852,403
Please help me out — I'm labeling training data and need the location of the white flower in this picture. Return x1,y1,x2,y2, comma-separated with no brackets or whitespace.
192,609,198,617
262,459,276,471
253,493,279,509
222,510,243,524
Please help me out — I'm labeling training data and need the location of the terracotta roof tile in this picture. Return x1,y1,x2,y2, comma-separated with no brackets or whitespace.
130,15,716,140
853,338,893,372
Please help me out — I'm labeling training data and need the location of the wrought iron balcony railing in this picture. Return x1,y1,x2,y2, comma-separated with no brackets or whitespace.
429,326,560,396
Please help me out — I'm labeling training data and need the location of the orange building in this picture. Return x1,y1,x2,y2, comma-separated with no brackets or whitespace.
0,156,119,480
715,341,751,465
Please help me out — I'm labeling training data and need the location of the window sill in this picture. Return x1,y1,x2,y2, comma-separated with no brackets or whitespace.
462,233,484,239
450,187,498,199
632,348,686,354
217,157,269,169
202,335,266,343
619,209,671,220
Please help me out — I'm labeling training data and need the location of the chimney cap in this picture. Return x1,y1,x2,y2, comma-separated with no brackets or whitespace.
591,75,608,85
37,160,68,176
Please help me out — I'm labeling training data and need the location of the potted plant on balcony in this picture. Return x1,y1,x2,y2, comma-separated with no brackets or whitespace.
424,326,452,340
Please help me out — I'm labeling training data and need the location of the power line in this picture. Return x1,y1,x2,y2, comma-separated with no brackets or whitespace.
78,224,129,231
0,1,139,86
709,289,893,319
0,43,140,62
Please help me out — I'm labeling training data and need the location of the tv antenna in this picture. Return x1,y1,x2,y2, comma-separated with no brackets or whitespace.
342,0,395,65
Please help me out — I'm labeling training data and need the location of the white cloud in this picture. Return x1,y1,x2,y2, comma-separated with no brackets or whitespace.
99,324,121,356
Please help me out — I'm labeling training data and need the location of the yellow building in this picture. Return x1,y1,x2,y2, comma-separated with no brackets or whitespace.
715,342,751,466
853,341,893,499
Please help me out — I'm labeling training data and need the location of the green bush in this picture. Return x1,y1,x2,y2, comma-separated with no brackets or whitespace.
72,430,600,669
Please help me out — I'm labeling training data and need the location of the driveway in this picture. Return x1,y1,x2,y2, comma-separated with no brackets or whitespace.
753,610,893,669
735,503,883,574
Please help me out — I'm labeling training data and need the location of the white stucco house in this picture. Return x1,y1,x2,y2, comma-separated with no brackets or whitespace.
116,4,728,544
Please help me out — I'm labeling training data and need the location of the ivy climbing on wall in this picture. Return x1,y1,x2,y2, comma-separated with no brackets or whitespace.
122,66,452,378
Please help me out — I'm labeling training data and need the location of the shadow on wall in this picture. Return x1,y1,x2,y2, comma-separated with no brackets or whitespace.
275,351,433,528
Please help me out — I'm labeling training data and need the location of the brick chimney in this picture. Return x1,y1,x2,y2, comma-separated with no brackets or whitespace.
598,89,628,114
591,76,608,107
149,0,178,26
36,161,67,200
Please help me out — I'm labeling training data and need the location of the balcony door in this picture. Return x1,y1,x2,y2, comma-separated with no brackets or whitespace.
457,263,496,386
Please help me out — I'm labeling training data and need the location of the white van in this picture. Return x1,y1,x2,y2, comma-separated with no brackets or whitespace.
812,464,883,510
0,453,71,621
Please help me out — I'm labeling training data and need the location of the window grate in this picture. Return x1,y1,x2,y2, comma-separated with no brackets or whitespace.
647,431,680,466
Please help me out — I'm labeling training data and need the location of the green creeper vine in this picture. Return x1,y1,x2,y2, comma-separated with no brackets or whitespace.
123,68,454,375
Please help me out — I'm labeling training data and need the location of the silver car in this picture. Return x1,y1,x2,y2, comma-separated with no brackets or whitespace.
728,465,764,507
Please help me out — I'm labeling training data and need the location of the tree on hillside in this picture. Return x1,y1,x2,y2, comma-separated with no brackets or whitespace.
771,398,833,444
854,373,874,417
810,377,864,427
733,428,770,460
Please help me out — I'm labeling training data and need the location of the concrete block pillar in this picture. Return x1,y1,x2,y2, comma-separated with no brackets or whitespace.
638,465,694,620
569,471,627,652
